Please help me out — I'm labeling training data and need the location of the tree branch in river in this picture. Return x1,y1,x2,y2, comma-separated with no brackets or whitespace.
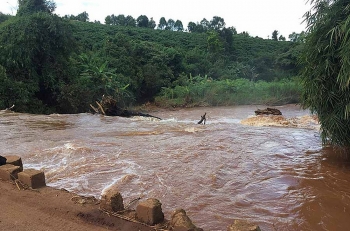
3,105,15,111
198,112,206,124
91,95,162,120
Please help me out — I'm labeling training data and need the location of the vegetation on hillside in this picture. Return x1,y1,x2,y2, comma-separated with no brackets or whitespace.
0,0,305,114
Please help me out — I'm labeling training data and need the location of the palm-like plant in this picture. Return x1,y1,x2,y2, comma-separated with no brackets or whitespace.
300,0,350,146
78,54,134,106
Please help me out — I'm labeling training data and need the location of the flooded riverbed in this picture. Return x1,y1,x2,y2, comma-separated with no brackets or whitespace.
1,104,349,230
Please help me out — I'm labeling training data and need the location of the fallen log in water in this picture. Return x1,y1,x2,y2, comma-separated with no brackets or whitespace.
255,107,282,115
2,105,15,111
90,96,162,120
7,105,15,110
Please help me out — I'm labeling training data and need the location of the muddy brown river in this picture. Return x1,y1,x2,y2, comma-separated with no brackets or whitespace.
1,105,350,230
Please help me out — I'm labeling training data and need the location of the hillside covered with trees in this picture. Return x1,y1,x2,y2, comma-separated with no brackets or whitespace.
0,0,305,114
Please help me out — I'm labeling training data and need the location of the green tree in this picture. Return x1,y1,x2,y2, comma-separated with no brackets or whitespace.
116,14,126,25
105,14,116,25
218,27,234,50
136,15,149,27
105,14,133,26
300,0,350,146
0,0,75,113
174,20,183,31
125,15,136,27
0,12,12,24
278,35,286,41
200,18,210,32
17,0,56,16
207,31,223,53
272,30,279,41
288,31,307,43
64,11,89,22
187,22,196,32
75,11,89,22
158,17,167,30
210,16,225,31
148,17,156,29
0,64,30,109
166,19,175,30
227,26,237,35
105,15,112,25
240,31,250,37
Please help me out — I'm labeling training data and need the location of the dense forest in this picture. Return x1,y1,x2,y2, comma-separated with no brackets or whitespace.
0,0,305,114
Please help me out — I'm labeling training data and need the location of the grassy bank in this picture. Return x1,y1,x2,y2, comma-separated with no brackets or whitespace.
155,77,301,107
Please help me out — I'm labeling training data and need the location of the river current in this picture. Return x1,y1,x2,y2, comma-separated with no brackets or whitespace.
1,104,350,230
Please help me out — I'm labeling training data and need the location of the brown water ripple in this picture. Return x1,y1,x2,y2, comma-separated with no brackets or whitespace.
1,106,350,230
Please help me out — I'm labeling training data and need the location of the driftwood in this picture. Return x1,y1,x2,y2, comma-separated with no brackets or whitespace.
255,108,282,116
4,105,15,111
90,95,162,120
198,113,207,124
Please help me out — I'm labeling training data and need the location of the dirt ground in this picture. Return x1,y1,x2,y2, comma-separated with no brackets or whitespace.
0,179,153,231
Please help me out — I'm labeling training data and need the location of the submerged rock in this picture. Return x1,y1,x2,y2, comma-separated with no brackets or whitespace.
255,108,282,116
227,219,261,231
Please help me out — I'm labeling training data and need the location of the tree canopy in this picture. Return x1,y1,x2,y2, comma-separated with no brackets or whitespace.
17,0,56,16
300,0,350,146
64,11,89,22
0,0,75,112
0,1,303,113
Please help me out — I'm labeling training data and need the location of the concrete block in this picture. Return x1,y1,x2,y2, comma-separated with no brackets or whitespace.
100,186,124,212
0,164,21,181
5,155,23,171
170,208,203,231
18,169,46,189
136,198,164,225
227,220,261,231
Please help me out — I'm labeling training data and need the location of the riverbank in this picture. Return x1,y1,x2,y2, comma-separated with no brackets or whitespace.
0,179,152,231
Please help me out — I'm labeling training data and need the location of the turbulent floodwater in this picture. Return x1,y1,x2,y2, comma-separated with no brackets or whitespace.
1,105,350,230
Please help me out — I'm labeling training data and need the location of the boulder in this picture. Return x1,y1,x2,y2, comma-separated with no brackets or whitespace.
136,198,164,225
170,208,203,231
100,186,124,212
18,169,46,189
227,219,261,231
255,108,282,116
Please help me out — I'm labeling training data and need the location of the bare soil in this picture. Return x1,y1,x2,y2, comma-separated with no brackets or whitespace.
0,179,153,231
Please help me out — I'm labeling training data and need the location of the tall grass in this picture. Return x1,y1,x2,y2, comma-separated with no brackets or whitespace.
155,77,301,107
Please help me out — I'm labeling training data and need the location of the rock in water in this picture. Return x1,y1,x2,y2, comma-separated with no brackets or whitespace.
255,108,282,115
